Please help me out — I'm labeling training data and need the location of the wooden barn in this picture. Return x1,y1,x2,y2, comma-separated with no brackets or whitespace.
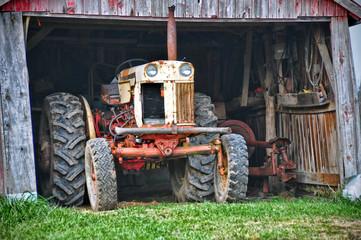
0,0,360,200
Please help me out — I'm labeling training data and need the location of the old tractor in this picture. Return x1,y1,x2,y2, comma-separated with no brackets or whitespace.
37,6,294,211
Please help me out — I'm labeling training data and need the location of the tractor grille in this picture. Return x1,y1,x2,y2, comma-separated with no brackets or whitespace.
176,83,194,124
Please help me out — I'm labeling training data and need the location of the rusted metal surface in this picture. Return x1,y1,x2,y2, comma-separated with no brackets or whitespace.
176,83,194,124
278,106,340,186
101,83,122,105
247,137,296,183
113,144,213,158
114,126,231,135
1,0,348,18
167,5,176,61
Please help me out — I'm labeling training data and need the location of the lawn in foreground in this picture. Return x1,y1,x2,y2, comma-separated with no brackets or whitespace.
1,196,360,239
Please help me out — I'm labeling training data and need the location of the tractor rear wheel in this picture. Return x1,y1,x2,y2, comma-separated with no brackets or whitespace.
37,92,86,206
85,138,117,211
169,93,219,202
214,134,249,203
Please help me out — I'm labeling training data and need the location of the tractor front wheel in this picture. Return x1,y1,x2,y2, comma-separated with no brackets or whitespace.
214,134,249,203
169,93,219,202
85,138,117,211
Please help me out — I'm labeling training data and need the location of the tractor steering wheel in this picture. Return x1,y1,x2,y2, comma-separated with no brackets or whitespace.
115,59,148,76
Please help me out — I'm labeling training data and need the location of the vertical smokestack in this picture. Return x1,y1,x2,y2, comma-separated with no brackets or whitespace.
167,5,177,61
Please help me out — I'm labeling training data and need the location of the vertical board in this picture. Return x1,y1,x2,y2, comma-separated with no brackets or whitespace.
331,16,361,178
268,0,277,18
201,0,218,18
278,108,340,186
235,0,245,18
100,0,117,15
219,0,236,18
0,12,37,196
135,0,152,16
84,0,100,15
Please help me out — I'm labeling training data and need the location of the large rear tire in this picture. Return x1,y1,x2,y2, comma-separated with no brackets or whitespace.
85,138,117,211
37,93,86,206
214,134,249,203
169,93,219,202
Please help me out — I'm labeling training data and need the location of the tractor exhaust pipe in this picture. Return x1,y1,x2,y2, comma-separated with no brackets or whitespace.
167,5,177,61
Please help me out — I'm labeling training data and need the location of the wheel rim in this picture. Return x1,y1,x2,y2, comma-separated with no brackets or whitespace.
85,147,97,208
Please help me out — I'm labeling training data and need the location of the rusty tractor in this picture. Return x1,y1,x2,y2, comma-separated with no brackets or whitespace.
36,6,295,211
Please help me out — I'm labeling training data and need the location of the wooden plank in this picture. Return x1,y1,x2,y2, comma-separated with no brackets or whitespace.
313,25,336,93
331,16,361,179
100,0,117,15
236,0,245,18
296,172,340,186
333,0,361,18
26,26,54,52
74,0,84,14
243,0,252,18
0,12,37,197
0,92,6,195
135,0,152,17
241,31,253,106
201,0,218,18
84,0,100,15
219,0,236,18
268,0,277,18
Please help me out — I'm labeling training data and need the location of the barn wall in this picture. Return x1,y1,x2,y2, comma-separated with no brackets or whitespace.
0,12,37,197
1,0,347,18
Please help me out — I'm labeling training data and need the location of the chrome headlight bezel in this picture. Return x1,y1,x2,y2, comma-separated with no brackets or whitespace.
179,63,193,77
145,64,158,77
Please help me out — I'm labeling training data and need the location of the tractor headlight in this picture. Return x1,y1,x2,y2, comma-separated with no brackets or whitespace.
179,64,193,77
146,64,158,77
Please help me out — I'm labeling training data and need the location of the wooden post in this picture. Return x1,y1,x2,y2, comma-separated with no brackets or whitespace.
0,12,37,197
313,25,336,93
331,17,361,180
241,31,253,106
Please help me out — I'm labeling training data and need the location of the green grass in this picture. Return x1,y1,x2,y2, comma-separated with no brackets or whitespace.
1,195,360,240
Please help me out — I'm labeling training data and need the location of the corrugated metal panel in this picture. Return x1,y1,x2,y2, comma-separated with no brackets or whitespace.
277,104,340,186
1,0,348,18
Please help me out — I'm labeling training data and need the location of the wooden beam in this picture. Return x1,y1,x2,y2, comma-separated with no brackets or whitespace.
313,25,336,93
0,12,37,197
27,26,54,52
241,31,253,106
331,16,361,180
333,0,361,18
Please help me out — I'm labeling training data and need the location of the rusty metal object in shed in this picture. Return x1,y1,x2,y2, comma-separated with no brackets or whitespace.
167,5,176,61
277,103,340,186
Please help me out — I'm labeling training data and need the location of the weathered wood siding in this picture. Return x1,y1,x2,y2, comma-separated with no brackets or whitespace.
1,0,347,18
331,16,361,179
278,106,340,186
0,12,37,197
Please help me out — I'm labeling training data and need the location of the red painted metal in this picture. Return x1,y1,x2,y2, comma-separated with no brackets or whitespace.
247,137,296,183
113,144,213,158
154,138,179,156
167,5,177,61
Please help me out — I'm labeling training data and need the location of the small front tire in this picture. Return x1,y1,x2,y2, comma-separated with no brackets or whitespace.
215,134,249,203
85,138,118,211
